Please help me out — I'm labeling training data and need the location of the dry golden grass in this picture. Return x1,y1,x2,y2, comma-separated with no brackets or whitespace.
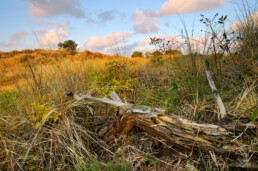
0,46,256,170
0,49,142,91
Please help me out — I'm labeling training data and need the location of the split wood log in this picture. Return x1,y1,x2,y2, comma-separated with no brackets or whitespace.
71,91,257,158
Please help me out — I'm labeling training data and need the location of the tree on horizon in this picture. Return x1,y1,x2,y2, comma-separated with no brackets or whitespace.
58,40,78,55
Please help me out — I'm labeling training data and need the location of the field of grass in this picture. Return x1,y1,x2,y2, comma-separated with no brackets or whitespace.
0,7,257,171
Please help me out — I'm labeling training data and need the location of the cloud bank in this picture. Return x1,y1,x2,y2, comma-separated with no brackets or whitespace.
160,0,225,16
85,31,132,50
132,9,159,34
29,19,70,27
0,30,28,47
27,0,84,18
11,30,28,40
37,28,70,48
132,0,227,34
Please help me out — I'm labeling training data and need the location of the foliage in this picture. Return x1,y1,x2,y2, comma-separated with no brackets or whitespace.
200,13,235,90
159,82,179,112
0,77,8,82
89,60,137,98
30,96,61,129
165,49,182,56
145,51,151,58
149,37,163,50
0,90,20,114
149,50,164,65
58,40,78,55
131,51,144,58
251,109,257,123
150,55,164,65
151,50,163,57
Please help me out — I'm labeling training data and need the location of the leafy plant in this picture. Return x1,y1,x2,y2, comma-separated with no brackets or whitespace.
251,109,257,123
90,60,137,98
200,13,235,89
30,96,61,129
160,82,179,112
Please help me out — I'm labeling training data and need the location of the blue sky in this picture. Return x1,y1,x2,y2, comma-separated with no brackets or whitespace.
0,0,257,55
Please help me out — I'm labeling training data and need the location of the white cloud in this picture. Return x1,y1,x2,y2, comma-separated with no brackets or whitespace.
160,0,225,16
11,30,28,40
27,0,84,18
37,28,70,48
84,31,133,55
132,0,227,34
48,20,70,27
85,31,132,48
188,35,209,52
132,9,159,34
0,40,19,47
229,11,258,32
229,21,241,32
0,30,28,48
28,18,44,24
34,28,47,35
29,18,70,27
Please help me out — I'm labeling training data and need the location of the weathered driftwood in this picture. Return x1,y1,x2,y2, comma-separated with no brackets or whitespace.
73,92,229,136
71,91,257,158
205,70,226,120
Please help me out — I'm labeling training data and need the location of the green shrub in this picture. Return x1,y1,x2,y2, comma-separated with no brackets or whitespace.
131,51,143,58
151,50,163,57
165,49,182,56
90,60,137,98
0,90,20,114
0,77,8,82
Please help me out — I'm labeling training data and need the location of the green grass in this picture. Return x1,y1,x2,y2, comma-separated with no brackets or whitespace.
0,77,8,82
0,90,20,114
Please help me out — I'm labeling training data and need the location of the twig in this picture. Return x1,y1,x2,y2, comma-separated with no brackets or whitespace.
231,122,251,142
126,145,173,166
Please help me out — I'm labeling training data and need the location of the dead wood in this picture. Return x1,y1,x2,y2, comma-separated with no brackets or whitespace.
205,70,227,121
70,91,257,164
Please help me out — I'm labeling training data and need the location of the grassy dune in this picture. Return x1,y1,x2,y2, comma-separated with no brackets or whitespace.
0,8,257,170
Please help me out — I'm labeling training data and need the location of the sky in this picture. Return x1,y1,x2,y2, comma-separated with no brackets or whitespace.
0,0,257,56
